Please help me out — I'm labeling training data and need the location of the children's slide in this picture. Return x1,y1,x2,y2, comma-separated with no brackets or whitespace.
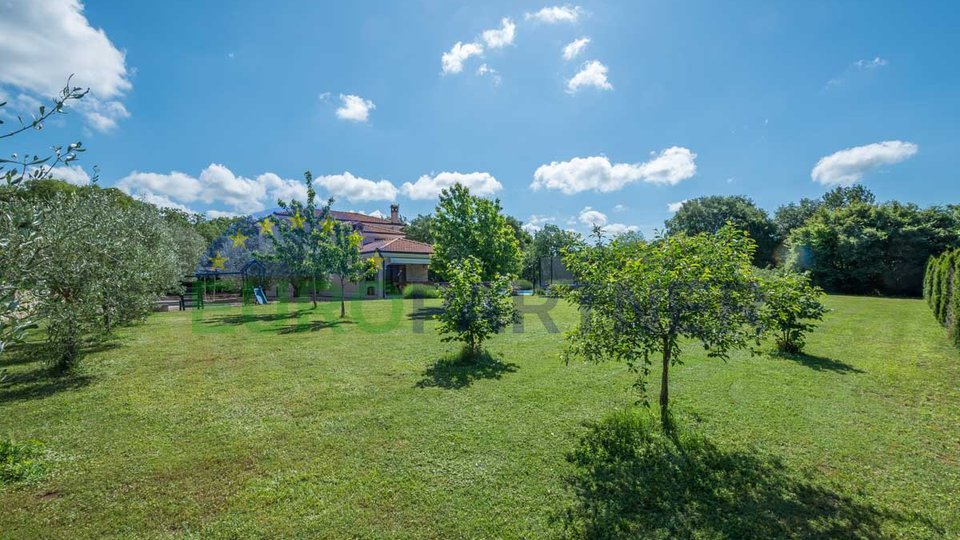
253,287,268,305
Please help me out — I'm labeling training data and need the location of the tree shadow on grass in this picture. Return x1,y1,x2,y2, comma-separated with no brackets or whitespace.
0,340,111,404
407,306,443,321
415,348,519,389
201,310,354,334
775,352,865,374
560,410,940,539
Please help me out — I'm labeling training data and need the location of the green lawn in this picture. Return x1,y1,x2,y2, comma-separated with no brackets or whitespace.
1,295,958,538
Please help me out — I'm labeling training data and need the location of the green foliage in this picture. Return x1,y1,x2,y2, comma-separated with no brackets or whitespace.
563,225,763,425
922,249,960,348
0,439,47,486
513,279,534,291
522,224,583,283
255,171,335,308
432,184,522,281
42,191,201,367
665,195,778,267
923,257,936,306
402,283,440,299
757,269,827,353
787,195,959,296
403,214,435,244
193,215,246,245
437,258,520,354
329,220,373,317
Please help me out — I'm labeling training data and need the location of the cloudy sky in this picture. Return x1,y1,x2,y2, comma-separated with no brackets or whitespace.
1,0,958,234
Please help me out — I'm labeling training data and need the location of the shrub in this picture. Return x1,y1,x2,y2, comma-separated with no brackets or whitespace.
758,269,827,353
923,257,936,306
437,257,519,355
0,439,47,486
403,283,440,299
513,279,534,291
937,253,954,324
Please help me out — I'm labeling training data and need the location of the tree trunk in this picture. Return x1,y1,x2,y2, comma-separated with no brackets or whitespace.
312,277,318,308
660,335,672,429
340,277,346,318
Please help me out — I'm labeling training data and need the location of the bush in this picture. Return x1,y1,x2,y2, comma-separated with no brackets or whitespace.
403,284,439,299
0,438,47,486
758,269,827,353
437,257,519,355
513,279,534,290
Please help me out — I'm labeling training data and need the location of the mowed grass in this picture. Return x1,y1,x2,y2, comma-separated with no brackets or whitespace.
0,295,958,538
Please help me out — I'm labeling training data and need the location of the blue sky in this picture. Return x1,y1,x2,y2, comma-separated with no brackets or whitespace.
2,1,959,236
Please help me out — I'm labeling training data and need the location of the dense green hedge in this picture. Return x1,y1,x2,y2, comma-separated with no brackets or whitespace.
924,249,960,346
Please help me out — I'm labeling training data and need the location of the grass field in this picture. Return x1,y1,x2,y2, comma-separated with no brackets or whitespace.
1,295,958,538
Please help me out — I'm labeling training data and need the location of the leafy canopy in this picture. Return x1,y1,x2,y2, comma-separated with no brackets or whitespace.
563,226,763,424
437,257,519,355
432,184,522,281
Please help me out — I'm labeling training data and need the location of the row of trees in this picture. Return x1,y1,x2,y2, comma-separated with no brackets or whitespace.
923,249,960,347
667,187,960,296
1,182,205,369
1,83,208,370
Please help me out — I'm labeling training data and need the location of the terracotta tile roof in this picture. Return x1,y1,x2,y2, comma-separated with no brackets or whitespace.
360,222,405,235
361,237,434,255
329,210,395,225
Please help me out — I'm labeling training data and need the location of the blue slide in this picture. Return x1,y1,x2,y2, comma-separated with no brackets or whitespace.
253,287,268,305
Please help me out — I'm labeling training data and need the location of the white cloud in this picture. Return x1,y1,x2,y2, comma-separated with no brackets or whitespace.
612,204,627,213
117,164,308,213
335,94,375,122
567,60,612,93
856,57,888,70
401,171,503,200
522,214,555,234
604,223,640,235
481,18,516,49
562,37,590,60
314,172,398,202
526,5,584,23
46,164,91,185
476,64,502,86
578,207,638,235
441,41,484,74
811,140,918,186
0,0,132,131
667,200,688,213
531,147,698,194
578,207,607,227
826,57,889,89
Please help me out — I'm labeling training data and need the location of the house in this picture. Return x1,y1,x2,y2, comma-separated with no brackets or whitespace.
271,204,429,299
329,204,433,297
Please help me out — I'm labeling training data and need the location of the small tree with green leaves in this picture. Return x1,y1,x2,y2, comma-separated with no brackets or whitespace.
328,220,374,318
258,171,334,307
437,257,519,356
757,269,827,353
563,225,763,428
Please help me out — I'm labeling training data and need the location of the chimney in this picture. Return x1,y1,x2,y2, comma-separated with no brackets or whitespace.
390,203,400,224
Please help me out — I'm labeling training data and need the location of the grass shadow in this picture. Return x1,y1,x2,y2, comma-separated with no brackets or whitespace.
560,409,939,539
276,319,355,334
0,340,110,404
407,306,443,321
201,309,355,334
415,348,519,390
776,352,865,374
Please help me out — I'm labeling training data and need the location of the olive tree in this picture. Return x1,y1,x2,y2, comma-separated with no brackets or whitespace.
563,226,763,427
437,257,519,356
